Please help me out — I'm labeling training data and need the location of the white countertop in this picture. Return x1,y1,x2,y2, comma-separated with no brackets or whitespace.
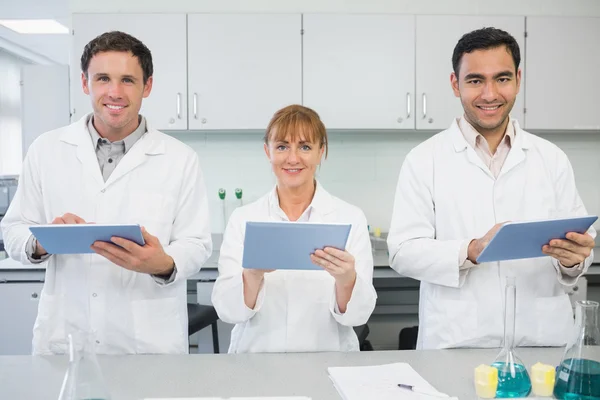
0,347,586,400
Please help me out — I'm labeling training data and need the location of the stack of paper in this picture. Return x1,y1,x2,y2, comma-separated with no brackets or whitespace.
327,363,458,400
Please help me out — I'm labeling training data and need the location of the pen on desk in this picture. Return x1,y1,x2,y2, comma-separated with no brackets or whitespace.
397,383,450,398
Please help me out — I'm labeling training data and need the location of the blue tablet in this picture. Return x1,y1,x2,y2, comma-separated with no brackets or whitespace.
29,224,145,255
242,221,352,270
476,216,598,263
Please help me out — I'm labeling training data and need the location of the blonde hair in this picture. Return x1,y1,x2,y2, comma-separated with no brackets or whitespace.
264,105,328,158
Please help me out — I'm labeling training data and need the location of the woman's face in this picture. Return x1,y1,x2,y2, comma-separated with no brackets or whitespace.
264,130,324,191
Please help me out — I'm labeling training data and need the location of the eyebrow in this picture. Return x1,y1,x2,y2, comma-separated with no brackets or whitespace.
464,70,515,80
93,73,137,81
276,140,312,144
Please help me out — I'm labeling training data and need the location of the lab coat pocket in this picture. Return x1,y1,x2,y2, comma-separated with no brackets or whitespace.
535,294,574,346
33,293,67,355
423,299,477,349
128,191,175,244
131,297,186,354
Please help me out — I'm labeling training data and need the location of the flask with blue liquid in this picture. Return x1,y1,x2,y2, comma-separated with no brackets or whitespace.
491,276,532,398
554,300,600,400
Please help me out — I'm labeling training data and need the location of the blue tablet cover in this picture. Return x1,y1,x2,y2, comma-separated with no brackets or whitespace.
476,216,598,263
242,221,352,270
29,224,145,255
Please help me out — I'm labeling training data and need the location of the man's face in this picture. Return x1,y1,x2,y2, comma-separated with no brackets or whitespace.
82,50,152,136
451,45,521,134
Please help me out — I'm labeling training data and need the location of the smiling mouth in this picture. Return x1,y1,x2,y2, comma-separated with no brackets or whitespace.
105,104,126,110
477,105,502,111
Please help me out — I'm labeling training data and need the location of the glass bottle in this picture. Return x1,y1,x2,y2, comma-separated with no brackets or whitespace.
491,276,532,398
554,300,600,400
57,332,111,400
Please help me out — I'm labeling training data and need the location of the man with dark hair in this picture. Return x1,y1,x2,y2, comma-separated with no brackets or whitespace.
1,31,213,355
388,27,595,349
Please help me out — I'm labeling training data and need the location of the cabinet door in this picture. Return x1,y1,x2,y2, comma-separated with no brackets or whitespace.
0,282,44,355
416,16,526,130
303,14,415,130
71,14,188,130
187,14,302,130
525,17,600,130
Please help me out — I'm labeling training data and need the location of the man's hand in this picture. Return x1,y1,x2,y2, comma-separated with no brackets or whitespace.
91,227,174,276
468,222,506,264
543,232,595,268
35,213,87,257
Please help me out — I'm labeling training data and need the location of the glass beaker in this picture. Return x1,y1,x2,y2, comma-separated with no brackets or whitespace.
57,331,111,400
554,300,600,400
491,276,532,398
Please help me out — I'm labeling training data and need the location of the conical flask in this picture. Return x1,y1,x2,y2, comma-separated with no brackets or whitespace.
57,332,111,400
491,276,532,398
554,300,600,399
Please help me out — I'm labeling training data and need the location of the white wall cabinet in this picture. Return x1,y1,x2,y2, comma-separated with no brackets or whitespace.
0,282,43,355
525,17,600,130
71,14,188,130
70,13,597,132
415,16,526,130
187,14,302,130
303,14,415,130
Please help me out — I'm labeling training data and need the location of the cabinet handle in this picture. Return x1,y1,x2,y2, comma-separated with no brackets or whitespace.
422,93,427,119
31,292,38,299
193,93,198,120
176,93,182,120
406,92,411,119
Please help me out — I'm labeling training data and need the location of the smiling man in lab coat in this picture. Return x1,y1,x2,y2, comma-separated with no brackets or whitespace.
387,27,596,349
0,31,212,355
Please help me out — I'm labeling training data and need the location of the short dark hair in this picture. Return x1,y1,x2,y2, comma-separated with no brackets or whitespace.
452,27,521,76
80,31,153,84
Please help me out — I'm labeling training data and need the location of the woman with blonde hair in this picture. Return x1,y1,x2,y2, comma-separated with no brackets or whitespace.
212,105,377,353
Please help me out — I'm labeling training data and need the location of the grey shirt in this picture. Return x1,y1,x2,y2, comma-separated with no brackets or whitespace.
26,115,147,262
88,115,147,182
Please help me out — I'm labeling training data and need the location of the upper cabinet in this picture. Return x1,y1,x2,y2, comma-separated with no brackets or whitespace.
187,14,302,130
415,16,526,130
525,17,600,130
71,14,188,130
303,15,416,130
70,13,598,132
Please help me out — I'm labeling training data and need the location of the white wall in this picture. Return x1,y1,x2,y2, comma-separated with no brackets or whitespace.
168,129,600,234
0,50,30,176
70,0,600,16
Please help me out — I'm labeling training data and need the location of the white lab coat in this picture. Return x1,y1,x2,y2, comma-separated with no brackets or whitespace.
0,115,212,355
387,119,595,350
212,183,377,353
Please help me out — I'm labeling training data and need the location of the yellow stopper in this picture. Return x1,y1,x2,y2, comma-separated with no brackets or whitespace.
531,362,556,397
474,364,498,399
374,227,382,238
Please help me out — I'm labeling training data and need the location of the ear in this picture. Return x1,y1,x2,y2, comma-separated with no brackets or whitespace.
319,144,325,162
515,68,522,94
264,142,271,160
82,72,90,95
142,75,153,98
450,72,460,98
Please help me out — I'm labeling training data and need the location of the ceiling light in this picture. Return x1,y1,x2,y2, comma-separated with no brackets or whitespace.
0,19,69,34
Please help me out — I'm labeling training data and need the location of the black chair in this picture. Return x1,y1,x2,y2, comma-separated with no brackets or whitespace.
354,324,373,351
398,325,419,350
187,303,220,353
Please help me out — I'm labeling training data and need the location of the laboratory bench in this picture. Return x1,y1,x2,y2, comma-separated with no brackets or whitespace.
2,247,600,354
0,347,591,399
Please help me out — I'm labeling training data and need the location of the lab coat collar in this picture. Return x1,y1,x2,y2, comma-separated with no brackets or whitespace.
59,114,166,188
268,180,335,220
450,117,531,153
